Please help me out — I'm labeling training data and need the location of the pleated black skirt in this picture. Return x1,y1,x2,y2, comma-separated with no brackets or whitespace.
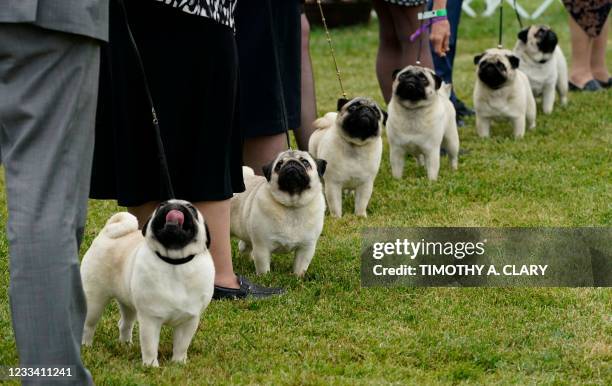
90,0,245,207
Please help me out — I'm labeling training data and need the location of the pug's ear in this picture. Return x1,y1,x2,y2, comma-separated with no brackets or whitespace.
337,98,350,111
473,54,484,65
205,222,211,249
262,161,274,182
517,28,529,43
141,217,151,237
392,68,401,80
433,73,442,90
315,158,327,178
507,55,520,69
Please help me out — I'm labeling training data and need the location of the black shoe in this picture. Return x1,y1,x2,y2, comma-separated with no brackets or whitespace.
569,79,602,92
596,77,611,89
454,99,475,117
456,117,465,128
213,275,285,300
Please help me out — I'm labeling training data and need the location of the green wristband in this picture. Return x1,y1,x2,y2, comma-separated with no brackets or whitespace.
418,9,447,20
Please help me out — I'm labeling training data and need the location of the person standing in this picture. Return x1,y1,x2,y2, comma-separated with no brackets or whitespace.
90,0,282,299
563,0,610,91
430,0,474,123
236,0,302,174
0,1,108,384
373,0,451,103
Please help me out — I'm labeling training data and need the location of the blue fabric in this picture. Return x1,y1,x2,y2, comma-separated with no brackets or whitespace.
429,0,463,105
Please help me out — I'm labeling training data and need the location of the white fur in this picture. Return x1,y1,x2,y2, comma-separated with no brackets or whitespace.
309,98,383,217
513,26,568,114
231,153,326,276
473,48,537,139
386,66,459,181
80,200,215,367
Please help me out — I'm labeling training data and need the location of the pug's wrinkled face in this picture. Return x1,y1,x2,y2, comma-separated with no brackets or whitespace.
262,150,327,207
391,65,442,108
143,199,210,258
336,97,385,144
517,25,558,64
474,48,520,89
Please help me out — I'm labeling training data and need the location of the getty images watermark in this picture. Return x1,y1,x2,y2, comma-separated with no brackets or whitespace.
361,228,611,287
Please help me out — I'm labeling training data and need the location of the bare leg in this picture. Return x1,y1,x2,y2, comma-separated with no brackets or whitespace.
568,15,594,87
591,18,609,82
195,200,239,289
128,201,159,229
373,0,402,103
243,133,288,176
390,4,434,70
294,13,318,150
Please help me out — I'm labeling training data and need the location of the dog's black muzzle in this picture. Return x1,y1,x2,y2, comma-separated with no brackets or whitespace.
150,202,198,250
395,75,427,101
478,62,507,89
277,160,310,195
343,106,380,140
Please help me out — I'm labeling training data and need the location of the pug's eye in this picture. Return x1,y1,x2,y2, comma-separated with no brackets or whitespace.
348,105,358,112
274,160,283,171
300,158,311,168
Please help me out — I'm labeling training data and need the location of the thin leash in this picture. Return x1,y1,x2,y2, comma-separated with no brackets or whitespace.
498,1,504,48
266,0,293,149
416,3,426,65
411,5,447,65
316,0,348,100
118,0,176,199
513,0,524,29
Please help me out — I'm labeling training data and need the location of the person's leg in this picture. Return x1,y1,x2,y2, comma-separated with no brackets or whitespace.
195,200,239,289
242,133,288,176
373,0,402,103
128,201,160,229
390,4,434,69
0,24,99,385
294,13,318,150
591,17,609,83
568,14,595,87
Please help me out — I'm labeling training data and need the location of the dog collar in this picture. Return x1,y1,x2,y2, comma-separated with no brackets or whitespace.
155,251,196,265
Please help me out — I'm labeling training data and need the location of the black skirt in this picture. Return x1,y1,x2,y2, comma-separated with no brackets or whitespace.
90,0,245,207
235,0,301,138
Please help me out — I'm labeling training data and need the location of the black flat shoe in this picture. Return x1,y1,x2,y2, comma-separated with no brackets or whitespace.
596,77,611,88
568,79,602,92
213,275,285,300
454,99,475,117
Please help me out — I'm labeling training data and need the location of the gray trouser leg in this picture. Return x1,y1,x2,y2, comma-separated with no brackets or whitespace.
0,24,99,386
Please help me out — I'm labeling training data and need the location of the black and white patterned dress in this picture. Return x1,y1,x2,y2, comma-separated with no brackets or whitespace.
382,0,426,6
155,0,237,29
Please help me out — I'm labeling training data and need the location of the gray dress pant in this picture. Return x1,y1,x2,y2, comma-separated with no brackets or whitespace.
0,24,100,385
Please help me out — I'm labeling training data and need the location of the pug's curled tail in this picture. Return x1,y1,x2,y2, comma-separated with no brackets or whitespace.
313,112,337,131
103,212,139,239
242,166,255,178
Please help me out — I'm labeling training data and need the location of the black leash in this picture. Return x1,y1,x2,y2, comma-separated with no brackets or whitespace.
513,0,524,29
118,0,176,199
265,0,292,149
498,2,504,48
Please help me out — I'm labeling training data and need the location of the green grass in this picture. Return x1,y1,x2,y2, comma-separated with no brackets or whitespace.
1,1,611,384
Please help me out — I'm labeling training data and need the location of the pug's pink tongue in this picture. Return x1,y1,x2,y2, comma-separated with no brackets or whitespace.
166,210,184,226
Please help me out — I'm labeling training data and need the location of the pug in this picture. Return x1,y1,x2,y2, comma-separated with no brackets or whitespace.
473,48,537,139
386,65,459,181
80,200,214,367
514,25,568,114
231,150,326,276
309,97,384,217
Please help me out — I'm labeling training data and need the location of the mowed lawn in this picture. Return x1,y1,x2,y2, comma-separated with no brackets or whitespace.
1,1,611,384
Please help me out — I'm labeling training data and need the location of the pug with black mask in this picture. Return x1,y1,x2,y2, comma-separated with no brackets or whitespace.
473,48,537,139
230,150,327,276
514,25,568,114
386,65,460,181
81,200,214,367
309,97,385,217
